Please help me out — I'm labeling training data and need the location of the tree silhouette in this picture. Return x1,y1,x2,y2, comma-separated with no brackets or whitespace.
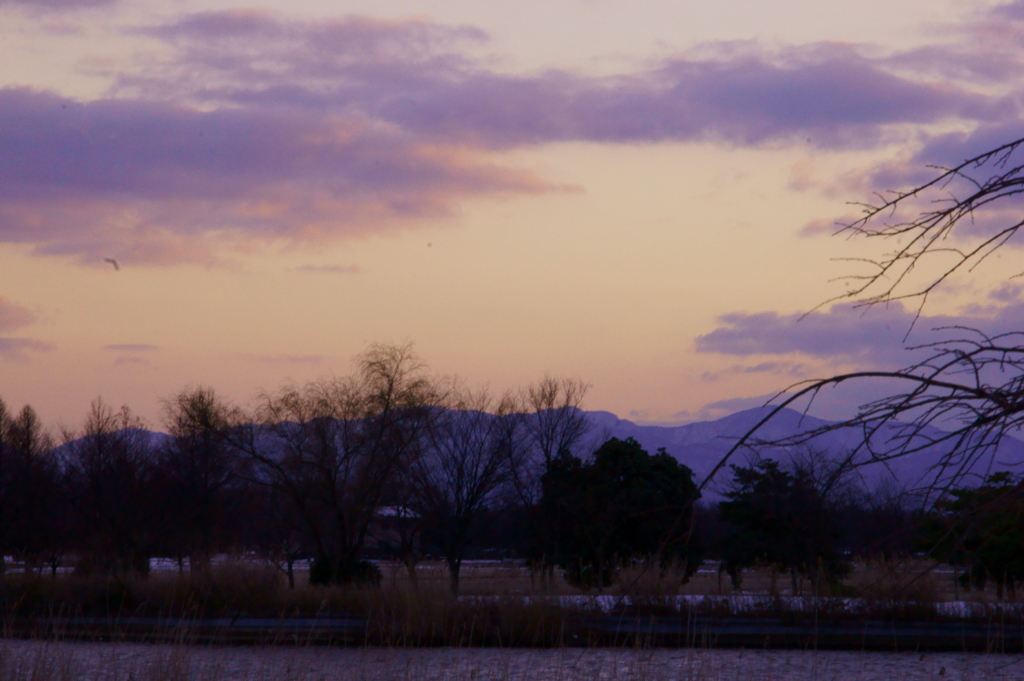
710,138,1024,501
544,437,701,591
514,376,591,589
697,136,1024,601
159,386,244,573
414,389,526,595
61,400,158,576
247,343,441,586
924,472,1024,601
719,457,851,593
0,400,65,575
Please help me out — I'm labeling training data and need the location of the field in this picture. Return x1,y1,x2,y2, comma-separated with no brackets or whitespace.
0,560,1017,679
0,557,1016,647
0,640,1021,681
375,559,994,604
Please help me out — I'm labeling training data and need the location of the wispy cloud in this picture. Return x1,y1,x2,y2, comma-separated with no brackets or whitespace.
697,361,810,385
296,264,361,274
696,304,912,363
679,393,779,423
0,298,49,362
0,85,560,265
0,0,114,10
696,301,1024,370
0,297,35,333
0,337,53,362
103,343,159,352
124,14,1004,150
1,9,1020,265
990,283,1024,302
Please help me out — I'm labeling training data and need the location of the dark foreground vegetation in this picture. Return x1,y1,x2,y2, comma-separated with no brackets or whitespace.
2,343,1024,625
1,140,1024,666
3,360,1024,651
0,561,1022,651
0,378,1008,590
13,128,1024,645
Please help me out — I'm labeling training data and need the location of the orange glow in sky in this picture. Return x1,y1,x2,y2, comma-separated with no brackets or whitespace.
2,0,1021,429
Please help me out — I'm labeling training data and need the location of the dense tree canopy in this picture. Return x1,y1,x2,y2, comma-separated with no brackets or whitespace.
925,472,1024,601
719,458,851,593
542,437,701,590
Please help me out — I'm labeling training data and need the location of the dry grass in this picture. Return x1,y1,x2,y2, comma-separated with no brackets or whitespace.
0,558,1016,650
0,562,287,619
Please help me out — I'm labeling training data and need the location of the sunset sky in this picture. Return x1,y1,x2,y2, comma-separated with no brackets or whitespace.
3,0,1024,429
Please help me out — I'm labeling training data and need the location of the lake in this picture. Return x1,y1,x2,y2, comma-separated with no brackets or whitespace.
2,640,1021,680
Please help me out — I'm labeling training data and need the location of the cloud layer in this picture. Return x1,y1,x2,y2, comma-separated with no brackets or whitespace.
103,343,158,352
0,338,53,362
3,7,1023,265
296,264,361,274
128,15,1004,149
0,0,113,9
0,297,34,333
0,84,555,266
697,300,1024,371
0,297,50,362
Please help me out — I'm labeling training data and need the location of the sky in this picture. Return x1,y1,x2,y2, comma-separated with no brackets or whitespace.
2,0,1024,430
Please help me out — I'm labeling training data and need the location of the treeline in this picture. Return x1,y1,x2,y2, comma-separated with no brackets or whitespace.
0,344,606,595
0,344,1009,597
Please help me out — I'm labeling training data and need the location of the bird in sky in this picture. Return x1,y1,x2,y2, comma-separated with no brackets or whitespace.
104,258,120,271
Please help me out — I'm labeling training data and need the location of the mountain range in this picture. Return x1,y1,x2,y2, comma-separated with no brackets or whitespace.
71,406,1024,497
591,407,1024,496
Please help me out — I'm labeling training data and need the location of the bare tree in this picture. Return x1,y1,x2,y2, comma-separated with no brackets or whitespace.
245,481,306,589
0,400,29,574
830,137,1024,315
522,376,591,472
709,137,1024,503
158,386,245,573
413,388,527,595
249,343,442,586
514,376,591,588
848,478,918,564
378,463,426,587
61,399,157,576
0,400,64,576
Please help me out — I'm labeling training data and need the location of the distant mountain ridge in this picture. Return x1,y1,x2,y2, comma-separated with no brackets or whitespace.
60,406,1024,496
591,406,1024,495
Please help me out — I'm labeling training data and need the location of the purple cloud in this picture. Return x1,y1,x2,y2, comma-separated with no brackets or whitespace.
366,57,984,150
701,361,811,383
103,343,159,352
0,297,50,362
687,394,780,423
0,338,53,362
140,11,486,55
0,0,112,9
792,2,1024,228
0,297,35,333
697,301,1024,370
0,86,557,264
696,304,911,360
797,119,1024,281
990,0,1024,21
990,283,1024,302
296,264,361,274
1,10,1019,265
127,16,1004,150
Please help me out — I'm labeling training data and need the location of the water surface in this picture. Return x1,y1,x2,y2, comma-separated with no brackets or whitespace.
3,640,1020,680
